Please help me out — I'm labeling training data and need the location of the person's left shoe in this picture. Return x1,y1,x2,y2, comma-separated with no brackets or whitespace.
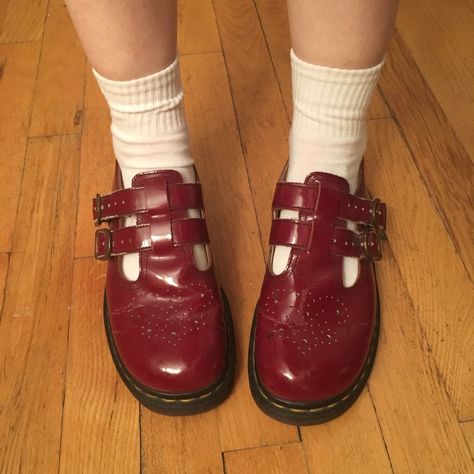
248,167,387,425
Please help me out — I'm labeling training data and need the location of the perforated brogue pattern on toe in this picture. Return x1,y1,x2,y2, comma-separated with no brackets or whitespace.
93,168,228,394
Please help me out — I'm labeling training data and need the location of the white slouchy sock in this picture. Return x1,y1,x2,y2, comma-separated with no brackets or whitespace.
93,57,207,280
272,49,384,286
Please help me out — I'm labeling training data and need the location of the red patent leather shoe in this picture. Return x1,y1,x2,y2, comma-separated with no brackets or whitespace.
93,167,234,415
248,167,386,424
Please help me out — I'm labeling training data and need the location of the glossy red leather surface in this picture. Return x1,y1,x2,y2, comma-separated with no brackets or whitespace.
253,170,385,403
96,168,227,394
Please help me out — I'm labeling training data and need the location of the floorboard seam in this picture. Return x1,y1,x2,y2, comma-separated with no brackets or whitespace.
211,0,268,263
367,386,395,473
378,31,472,283
222,439,303,454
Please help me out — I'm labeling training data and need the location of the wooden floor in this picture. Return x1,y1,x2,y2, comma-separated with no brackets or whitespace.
0,0,473,472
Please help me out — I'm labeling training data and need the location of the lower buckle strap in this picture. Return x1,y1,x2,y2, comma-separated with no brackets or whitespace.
269,219,313,250
330,227,383,261
94,218,210,261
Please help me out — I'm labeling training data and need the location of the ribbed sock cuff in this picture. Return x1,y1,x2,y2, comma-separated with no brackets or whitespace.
290,49,384,138
92,57,187,130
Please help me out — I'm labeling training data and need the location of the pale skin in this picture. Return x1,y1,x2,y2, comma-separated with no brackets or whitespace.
287,0,400,68
65,0,178,80
65,0,399,79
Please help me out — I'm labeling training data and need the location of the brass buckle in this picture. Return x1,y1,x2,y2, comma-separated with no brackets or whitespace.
369,198,387,238
95,228,112,260
94,193,103,226
361,229,382,261
369,198,380,227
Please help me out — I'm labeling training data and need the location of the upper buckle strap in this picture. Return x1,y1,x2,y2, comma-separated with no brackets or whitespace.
269,219,314,250
329,227,383,261
338,194,386,231
94,218,209,260
92,182,203,225
272,182,318,213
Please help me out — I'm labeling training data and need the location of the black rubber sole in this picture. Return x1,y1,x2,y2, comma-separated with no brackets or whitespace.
103,290,235,416
248,293,380,425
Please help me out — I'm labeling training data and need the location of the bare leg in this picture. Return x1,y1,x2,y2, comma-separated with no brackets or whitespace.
287,0,399,69
65,0,177,80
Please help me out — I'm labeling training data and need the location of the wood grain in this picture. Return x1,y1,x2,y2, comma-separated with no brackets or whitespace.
178,0,221,55
0,42,41,252
0,253,9,313
368,242,472,472
380,32,474,281
396,0,474,159
0,135,80,473
301,389,392,473
0,1,10,36
365,118,474,421
29,1,86,137
364,118,473,470
141,411,223,474
213,0,291,253
461,421,474,458
59,258,140,473
224,443,309,474
0,0,49,43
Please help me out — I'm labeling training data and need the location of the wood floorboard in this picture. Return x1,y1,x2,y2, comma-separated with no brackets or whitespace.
365,118,474,421
460,421,474,459
0,135,80,472
363,119,472,472
0,253,9,314
59,258,140,474
0,42,41,252
0,0,49,43
396,0,474,160
224,443,309,474
380,32,474,284
28,0,86,137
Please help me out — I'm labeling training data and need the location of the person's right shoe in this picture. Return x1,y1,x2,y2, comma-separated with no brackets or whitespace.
249,166,387,425
93,166,235,415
